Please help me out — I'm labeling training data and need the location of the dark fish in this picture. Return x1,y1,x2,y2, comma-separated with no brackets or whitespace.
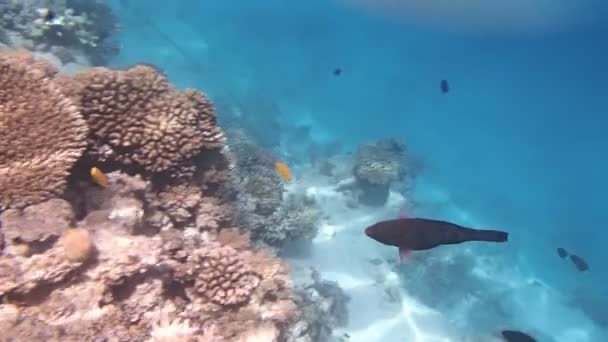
557,247,568,258
333,68,342,76
43,9,56,22
440,79,449,93
501,330,536,342
569,254,589,272
365,217,508,261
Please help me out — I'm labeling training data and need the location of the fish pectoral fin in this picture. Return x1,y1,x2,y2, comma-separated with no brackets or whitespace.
399,247,411,263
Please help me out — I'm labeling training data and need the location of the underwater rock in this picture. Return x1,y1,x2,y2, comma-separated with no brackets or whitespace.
2,198,75,253
352,138,408,207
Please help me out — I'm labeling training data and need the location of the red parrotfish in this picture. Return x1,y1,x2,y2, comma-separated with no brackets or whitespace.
365,217,508,261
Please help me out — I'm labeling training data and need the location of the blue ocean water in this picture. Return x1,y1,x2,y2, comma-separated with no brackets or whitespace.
108,0,608,339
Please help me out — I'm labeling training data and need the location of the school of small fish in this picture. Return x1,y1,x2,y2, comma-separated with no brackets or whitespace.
556,246,589,272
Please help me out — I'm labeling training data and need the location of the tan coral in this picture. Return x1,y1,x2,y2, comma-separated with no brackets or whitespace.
61,228,95,262
153,183,203,224
0,50,88,209
191,242,262,306
72,64,225,173
195,197,234,231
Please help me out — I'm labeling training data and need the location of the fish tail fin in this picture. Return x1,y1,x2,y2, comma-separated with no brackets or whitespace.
469,229,509,243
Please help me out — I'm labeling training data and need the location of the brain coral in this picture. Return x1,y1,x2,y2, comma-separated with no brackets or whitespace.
73,65,225,173
0,50,88,209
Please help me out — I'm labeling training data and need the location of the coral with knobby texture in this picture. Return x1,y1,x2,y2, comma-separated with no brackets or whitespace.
72,64,225,173
191,241,262,306
0,172,300,341
353,137,407,206
0,50,88,209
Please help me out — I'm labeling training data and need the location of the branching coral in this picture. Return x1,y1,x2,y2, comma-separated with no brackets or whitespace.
225,130,322,249
0,50,88,209
72,65,224,173
227,129,283,216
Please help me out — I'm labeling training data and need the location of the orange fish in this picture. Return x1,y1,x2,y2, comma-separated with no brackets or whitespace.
90,167,108,188
275,162,292,183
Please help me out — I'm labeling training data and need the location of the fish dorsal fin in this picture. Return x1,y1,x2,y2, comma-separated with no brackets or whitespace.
398,208,408,219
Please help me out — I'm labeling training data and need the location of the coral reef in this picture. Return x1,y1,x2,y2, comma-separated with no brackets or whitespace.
0,0,120,65
227,130,321,249
0,50,88,210
352,138,408,206
0,170,298,341
72,64,225,174
0,49,329,341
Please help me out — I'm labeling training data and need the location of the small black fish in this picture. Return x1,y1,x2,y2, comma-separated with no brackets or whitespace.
43,9,56,22
557,247,568,258
501,330,536,342
333,68,342,76
569,254,589,272
440,79,449,93
365,217,508,261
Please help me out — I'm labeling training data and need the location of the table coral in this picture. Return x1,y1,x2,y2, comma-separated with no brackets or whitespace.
0,50,88,210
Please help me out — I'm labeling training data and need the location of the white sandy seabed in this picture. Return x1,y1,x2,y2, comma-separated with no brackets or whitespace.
282,171,607,342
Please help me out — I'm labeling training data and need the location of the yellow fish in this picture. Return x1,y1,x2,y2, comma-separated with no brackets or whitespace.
275,162,292,183
90,167,108,188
